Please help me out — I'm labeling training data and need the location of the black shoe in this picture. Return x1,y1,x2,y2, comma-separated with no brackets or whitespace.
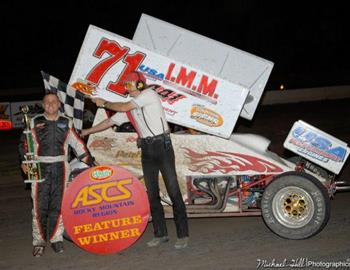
51,241,64,253
33,246,45,257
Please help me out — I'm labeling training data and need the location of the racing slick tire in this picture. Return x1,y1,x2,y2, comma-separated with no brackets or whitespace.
261,171,330,240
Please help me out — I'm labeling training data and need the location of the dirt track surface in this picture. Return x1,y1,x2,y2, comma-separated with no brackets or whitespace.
1,99,350,270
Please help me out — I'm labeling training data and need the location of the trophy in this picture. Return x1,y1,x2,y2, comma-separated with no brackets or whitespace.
21,106,45,183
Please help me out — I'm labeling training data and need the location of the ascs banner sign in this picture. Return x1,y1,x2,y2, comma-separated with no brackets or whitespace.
62,165,150,254
69,25,249,138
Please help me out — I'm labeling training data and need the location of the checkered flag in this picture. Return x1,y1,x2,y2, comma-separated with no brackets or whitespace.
41,71,84,132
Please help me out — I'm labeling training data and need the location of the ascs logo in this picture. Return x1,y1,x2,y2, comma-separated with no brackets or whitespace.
71,179,133,208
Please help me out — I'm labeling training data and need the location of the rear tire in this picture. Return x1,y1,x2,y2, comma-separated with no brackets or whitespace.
261,171,330,239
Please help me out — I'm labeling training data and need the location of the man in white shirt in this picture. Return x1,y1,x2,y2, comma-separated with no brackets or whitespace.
82,71,189,249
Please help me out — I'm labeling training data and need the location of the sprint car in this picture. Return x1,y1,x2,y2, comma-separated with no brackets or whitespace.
67,22,349,241
82,109,349,240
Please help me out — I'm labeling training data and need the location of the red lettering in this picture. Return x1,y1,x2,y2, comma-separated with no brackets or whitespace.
197,75,217,98
86,39,129,85
165,93,186,105
108,52,146,96
176,67,196,88
86,38,145,97
165,63,175,80
152,85,186,105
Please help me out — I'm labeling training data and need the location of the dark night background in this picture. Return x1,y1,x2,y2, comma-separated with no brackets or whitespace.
0,1,349,96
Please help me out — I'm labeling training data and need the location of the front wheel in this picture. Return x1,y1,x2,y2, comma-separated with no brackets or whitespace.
261,172,330,239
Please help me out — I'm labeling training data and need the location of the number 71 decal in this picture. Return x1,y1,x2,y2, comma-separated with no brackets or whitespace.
86,38,146,97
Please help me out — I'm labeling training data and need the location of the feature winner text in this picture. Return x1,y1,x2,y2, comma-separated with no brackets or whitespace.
73,215,142,245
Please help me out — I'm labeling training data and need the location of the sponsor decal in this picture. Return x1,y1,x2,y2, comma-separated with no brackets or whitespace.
183,148,283,173
115,150,141,159
89,138,117,150
62,165,150,254
57,123,67,129
72,80,97,96
90,166,114,181
163,107,178,116
138,64,164,80
71,179,132,208
35,123,45,129
165,63,219,104
190,105,223,127
151,84,186,105
289,127,346,163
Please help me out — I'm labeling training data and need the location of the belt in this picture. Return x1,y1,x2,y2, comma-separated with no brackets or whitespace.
38,155,67,163
140,133,170,144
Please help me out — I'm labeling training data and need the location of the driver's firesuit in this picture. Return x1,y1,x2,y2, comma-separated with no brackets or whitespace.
19,113,93,246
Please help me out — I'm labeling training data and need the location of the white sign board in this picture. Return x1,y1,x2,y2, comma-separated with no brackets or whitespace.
69,25,249,138
284,120,350,174
133,14,273,120
10,101,43,128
